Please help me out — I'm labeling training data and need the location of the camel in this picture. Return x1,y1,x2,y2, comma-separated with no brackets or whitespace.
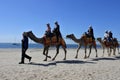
66,34,98,59
23,31,67,61
97,37,119,56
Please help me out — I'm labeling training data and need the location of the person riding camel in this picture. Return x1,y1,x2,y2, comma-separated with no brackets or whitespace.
87,26,95,40
108,31,113,42
44,23,52,42
52,21,62,42
45,23,51,36
104,30,109,42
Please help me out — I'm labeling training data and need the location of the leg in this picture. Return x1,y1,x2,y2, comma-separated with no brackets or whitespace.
19,49,25,64
24,49,32,62
43,47,51,59
84,46,87,59
102,47,105,57
44,46,49,61
108,48,112,56
113,48,116,55
118,47,120,54
62,46,67,60
52,45,60,61
94,45,98,57
87,45,92,58
75,45,81,58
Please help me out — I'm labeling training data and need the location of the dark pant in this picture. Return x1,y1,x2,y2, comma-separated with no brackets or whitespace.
21,48,31,63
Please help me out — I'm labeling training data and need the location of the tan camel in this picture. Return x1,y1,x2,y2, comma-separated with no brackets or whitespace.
66,34,98,59
23,31,67,61
97,37,119,56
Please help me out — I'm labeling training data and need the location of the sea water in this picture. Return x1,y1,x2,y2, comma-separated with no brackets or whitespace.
0,43,102,49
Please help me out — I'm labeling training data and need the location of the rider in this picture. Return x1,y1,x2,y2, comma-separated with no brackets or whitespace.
52,21,62,42
108,30,113,41
87,26,95,40
104,30,109,42
44,23,52,42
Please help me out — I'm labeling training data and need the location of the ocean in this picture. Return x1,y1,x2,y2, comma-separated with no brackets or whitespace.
0,43,102,49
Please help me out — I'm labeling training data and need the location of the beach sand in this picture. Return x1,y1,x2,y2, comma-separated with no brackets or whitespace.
0,48,120,80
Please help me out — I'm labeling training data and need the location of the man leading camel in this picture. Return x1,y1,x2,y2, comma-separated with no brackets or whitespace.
19,32,32,64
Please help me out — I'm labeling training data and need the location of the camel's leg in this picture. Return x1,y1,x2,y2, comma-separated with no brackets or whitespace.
87,46,92,58
62,46,67,60
43,47,51,59
75,45,81,58
107,48,110,56
44,47,49,61
94,46,98,57
44,46,51,61
88,45,92,58
108,48,112,56
52,46,60,61
102,47,105,57
43,47,46,55
84,47,87,59
113,48,116,55
118,47,120,54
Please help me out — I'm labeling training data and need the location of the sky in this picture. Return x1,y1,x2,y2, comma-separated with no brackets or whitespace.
0,0,120,44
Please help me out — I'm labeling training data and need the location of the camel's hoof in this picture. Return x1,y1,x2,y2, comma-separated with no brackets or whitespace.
43,59,47,61
84,56,87,59
52,58,55,61
75,56,78,59
63,58,66,60
48,56,51,59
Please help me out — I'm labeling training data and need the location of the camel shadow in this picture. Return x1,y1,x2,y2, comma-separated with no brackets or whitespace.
115,56,120,59
27,60,95,66
92,57,117,61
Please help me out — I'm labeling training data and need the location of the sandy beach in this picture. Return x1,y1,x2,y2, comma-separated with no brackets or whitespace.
0,48,120,80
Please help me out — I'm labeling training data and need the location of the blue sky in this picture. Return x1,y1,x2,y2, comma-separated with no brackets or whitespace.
0,0,120,44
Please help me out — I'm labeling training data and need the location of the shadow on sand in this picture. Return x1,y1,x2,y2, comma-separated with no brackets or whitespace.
92,55,120,61
27,60,95,67
92,57,117,61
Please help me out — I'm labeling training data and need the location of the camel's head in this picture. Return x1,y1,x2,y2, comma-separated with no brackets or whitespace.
66,34,74,39
97,37,102,41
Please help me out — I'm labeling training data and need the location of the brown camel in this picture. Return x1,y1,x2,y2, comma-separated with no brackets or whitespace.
23,31,67,61
97,37,119,56
66,34,98,59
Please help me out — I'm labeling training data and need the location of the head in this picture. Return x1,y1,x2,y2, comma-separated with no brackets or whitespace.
46,23,51,29
109,30,112,33
66,34,74,39
89,25,92,29
55,21,58,25
105,30,108,33
47,23,50,26
22,32,27,37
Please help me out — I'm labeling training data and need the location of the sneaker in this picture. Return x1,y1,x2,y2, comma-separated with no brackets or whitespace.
29,57,32,62
19,62,24,64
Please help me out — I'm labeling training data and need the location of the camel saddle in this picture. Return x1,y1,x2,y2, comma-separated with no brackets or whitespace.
43,36,64,45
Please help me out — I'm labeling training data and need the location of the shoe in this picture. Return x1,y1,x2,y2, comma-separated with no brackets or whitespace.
29,57,32,62
19,62,24,64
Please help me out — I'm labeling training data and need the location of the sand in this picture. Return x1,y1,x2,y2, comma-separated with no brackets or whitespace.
0,48,120,80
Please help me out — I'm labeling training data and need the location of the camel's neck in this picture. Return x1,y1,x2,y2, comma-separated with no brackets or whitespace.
98,39,105,47
26,31,43,44
70,35,81,43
